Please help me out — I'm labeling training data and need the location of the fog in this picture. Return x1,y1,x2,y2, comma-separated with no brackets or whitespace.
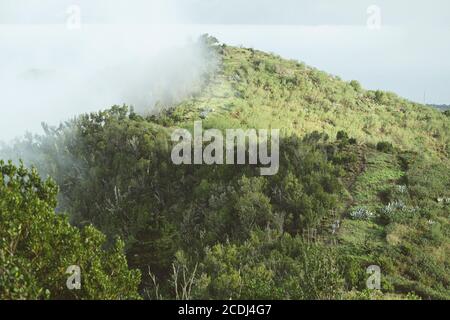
0,1,215,142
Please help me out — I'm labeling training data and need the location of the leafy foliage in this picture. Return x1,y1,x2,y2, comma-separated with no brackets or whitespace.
0,161,141,299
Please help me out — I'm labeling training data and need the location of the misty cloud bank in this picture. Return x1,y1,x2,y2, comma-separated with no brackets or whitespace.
0,24,217,142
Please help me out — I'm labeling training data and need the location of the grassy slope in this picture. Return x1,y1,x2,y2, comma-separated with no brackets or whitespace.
168,45,449,159
159,43,449,299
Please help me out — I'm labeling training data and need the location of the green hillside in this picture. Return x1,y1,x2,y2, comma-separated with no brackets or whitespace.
164,40,449,159
1,36,449,300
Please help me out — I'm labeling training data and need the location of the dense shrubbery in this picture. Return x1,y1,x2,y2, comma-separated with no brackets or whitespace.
6,104,447,299
0,161,141,299
2,107,347,298
197,232,345,300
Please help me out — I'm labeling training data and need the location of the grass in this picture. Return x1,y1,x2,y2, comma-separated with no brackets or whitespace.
169,45,449,165
351,150,404,211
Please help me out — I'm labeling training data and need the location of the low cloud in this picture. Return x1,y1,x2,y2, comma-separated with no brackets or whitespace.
0,24,216,142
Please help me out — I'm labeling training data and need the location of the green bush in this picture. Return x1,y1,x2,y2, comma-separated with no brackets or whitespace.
337,131,349,141
349,80,362,92
198,232,345,300
377,141,394,153
0,161,141,299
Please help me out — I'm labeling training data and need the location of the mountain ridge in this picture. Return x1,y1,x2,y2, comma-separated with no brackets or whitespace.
1,37,449,300
155,39,449,162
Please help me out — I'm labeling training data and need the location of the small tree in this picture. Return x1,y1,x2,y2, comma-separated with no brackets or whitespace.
0,161,141,300
336,131,349,141
349,80,362,92
377,141,394,153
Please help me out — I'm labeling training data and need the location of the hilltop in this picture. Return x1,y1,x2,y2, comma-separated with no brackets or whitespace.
161,39,449,160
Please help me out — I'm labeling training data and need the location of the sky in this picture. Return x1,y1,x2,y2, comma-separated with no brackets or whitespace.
1,0,450,141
